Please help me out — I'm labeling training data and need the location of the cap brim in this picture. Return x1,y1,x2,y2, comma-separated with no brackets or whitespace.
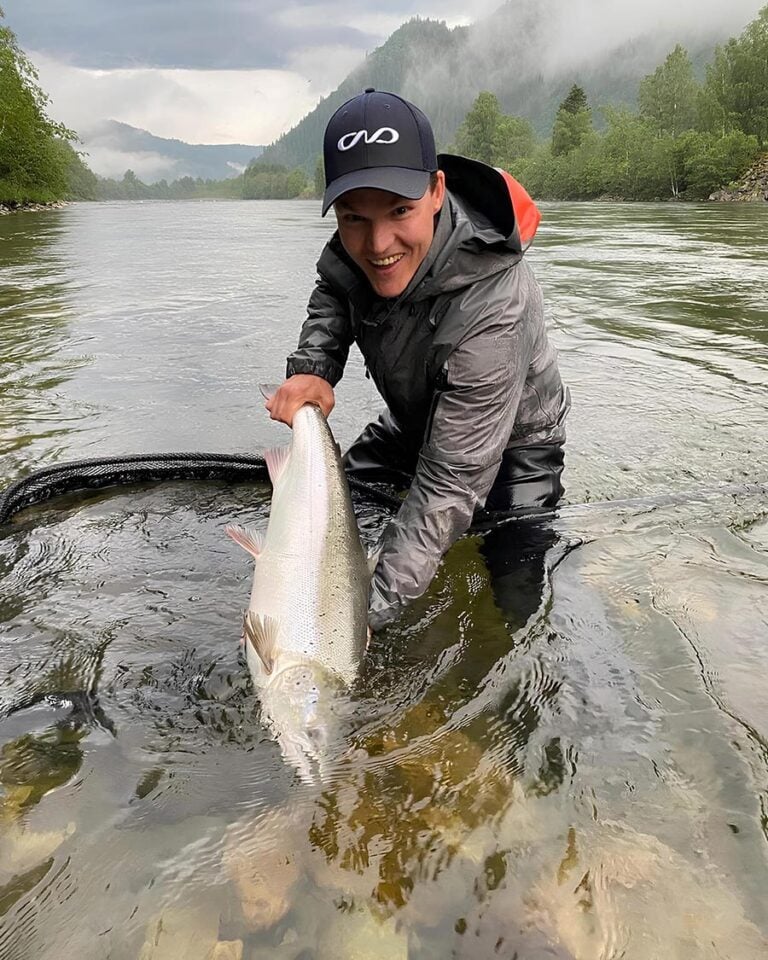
322,167,430,216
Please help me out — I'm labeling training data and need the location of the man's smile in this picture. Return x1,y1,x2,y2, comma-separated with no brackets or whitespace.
369,253,405,267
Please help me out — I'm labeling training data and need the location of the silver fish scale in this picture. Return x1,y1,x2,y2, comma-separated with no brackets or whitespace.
248,404,368,686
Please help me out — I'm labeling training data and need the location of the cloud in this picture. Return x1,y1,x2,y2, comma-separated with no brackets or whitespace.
532,0,765,74
9,0,764,156
31,53,326,145
81,146,181,181
4,0,500,70
3,0,504,149
285,44,372,97
3,0,380,70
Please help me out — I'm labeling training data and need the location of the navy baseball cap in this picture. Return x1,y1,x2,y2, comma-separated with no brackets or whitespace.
322,88,438,215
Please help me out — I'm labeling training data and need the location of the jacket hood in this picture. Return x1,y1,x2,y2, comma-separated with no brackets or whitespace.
317,154,542,304
437,153,541,255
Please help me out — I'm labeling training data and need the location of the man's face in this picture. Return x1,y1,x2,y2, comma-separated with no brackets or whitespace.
333,172,445,298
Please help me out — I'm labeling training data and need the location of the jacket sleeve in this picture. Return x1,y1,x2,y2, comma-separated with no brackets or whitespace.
368,266,541,631
285,276,354,386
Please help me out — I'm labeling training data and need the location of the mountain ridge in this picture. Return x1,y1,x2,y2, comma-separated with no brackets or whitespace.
258,2,749,173
80,120,264,183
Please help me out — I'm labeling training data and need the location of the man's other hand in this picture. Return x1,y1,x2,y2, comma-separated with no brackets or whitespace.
265,374,335,427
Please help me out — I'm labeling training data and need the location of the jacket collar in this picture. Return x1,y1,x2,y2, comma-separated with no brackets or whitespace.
316,155,540,306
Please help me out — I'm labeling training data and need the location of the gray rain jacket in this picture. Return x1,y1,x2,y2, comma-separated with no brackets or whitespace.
286,154,570,630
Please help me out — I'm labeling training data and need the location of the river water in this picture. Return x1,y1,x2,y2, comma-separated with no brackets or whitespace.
0,200,767,959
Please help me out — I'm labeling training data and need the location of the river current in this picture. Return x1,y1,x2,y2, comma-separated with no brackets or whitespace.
0,200,767,959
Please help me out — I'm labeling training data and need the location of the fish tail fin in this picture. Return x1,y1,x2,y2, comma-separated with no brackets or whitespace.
258,383,282,401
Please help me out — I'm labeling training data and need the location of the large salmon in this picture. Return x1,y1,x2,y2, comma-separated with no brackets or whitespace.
226,403,369,782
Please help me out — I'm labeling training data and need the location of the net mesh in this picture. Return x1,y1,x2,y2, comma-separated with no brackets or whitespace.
0,452,402,525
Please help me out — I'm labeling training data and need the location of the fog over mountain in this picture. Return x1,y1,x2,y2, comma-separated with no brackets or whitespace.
261,0,763,172
3,0,763,173
80,121,263,182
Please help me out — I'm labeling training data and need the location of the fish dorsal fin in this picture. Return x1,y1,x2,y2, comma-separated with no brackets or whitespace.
264,446,291,486
243,612,280,675
225,524,265,559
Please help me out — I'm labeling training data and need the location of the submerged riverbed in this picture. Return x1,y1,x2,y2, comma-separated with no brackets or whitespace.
1,200,767,959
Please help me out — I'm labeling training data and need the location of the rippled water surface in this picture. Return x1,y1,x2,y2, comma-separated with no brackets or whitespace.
1,200,767,959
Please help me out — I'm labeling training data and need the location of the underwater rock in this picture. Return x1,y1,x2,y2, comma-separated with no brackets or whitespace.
137,903,223,960
317,907,408,960
208,941,243,960
224,832,299,931
528,825,768,959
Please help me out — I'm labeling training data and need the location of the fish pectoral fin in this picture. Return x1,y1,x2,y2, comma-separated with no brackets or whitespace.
263,446,291,486
225,524,265,559
243,612,280,675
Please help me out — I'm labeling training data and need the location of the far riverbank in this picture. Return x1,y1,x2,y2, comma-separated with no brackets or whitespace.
0,200,69,215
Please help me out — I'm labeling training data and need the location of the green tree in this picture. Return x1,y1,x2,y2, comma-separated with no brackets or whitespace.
60,141,99,199
677,130,761,197
0,7,76,203
597,107,668,199
637,47,701,196
699,6,768,146
454,91,502,164
638,45,698,137
120,169,144,200
561,84,589,115
551,85,592,156
493,115,536,166
698,46,735,138
313,155,324,199
242,162,308,199
286,167,308,197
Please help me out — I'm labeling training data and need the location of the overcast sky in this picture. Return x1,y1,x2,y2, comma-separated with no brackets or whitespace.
4,0,496,146
4,0,763,149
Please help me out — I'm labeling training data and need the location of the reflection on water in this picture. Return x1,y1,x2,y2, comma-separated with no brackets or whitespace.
0,213,85,479
1,202,767,958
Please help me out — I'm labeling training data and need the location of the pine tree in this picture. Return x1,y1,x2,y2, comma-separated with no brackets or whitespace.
551,85,592,156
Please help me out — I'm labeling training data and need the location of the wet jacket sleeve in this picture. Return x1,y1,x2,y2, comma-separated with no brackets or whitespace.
368,266,541,631
285,277,354,387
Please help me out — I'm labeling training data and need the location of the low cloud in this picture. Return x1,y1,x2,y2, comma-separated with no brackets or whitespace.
534,0,764,74
10,0,764,157
32,54,326,145
81,146,180,181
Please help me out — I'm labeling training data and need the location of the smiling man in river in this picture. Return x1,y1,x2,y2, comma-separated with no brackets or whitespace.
266,88,570,631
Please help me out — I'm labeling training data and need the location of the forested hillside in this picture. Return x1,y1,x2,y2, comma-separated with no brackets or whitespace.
258,2,743,174
3,0,765,207
452,6,768,200
262,18,465,173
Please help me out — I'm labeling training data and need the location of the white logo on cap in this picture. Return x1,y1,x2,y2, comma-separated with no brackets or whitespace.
337,127,400,151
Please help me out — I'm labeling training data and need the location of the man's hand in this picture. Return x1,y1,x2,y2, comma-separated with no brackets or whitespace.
265,374,335,427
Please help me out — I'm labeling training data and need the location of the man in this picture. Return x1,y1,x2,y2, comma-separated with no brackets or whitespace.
266,88,570,631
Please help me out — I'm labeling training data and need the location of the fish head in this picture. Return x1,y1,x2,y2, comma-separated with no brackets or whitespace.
261,662,349,784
